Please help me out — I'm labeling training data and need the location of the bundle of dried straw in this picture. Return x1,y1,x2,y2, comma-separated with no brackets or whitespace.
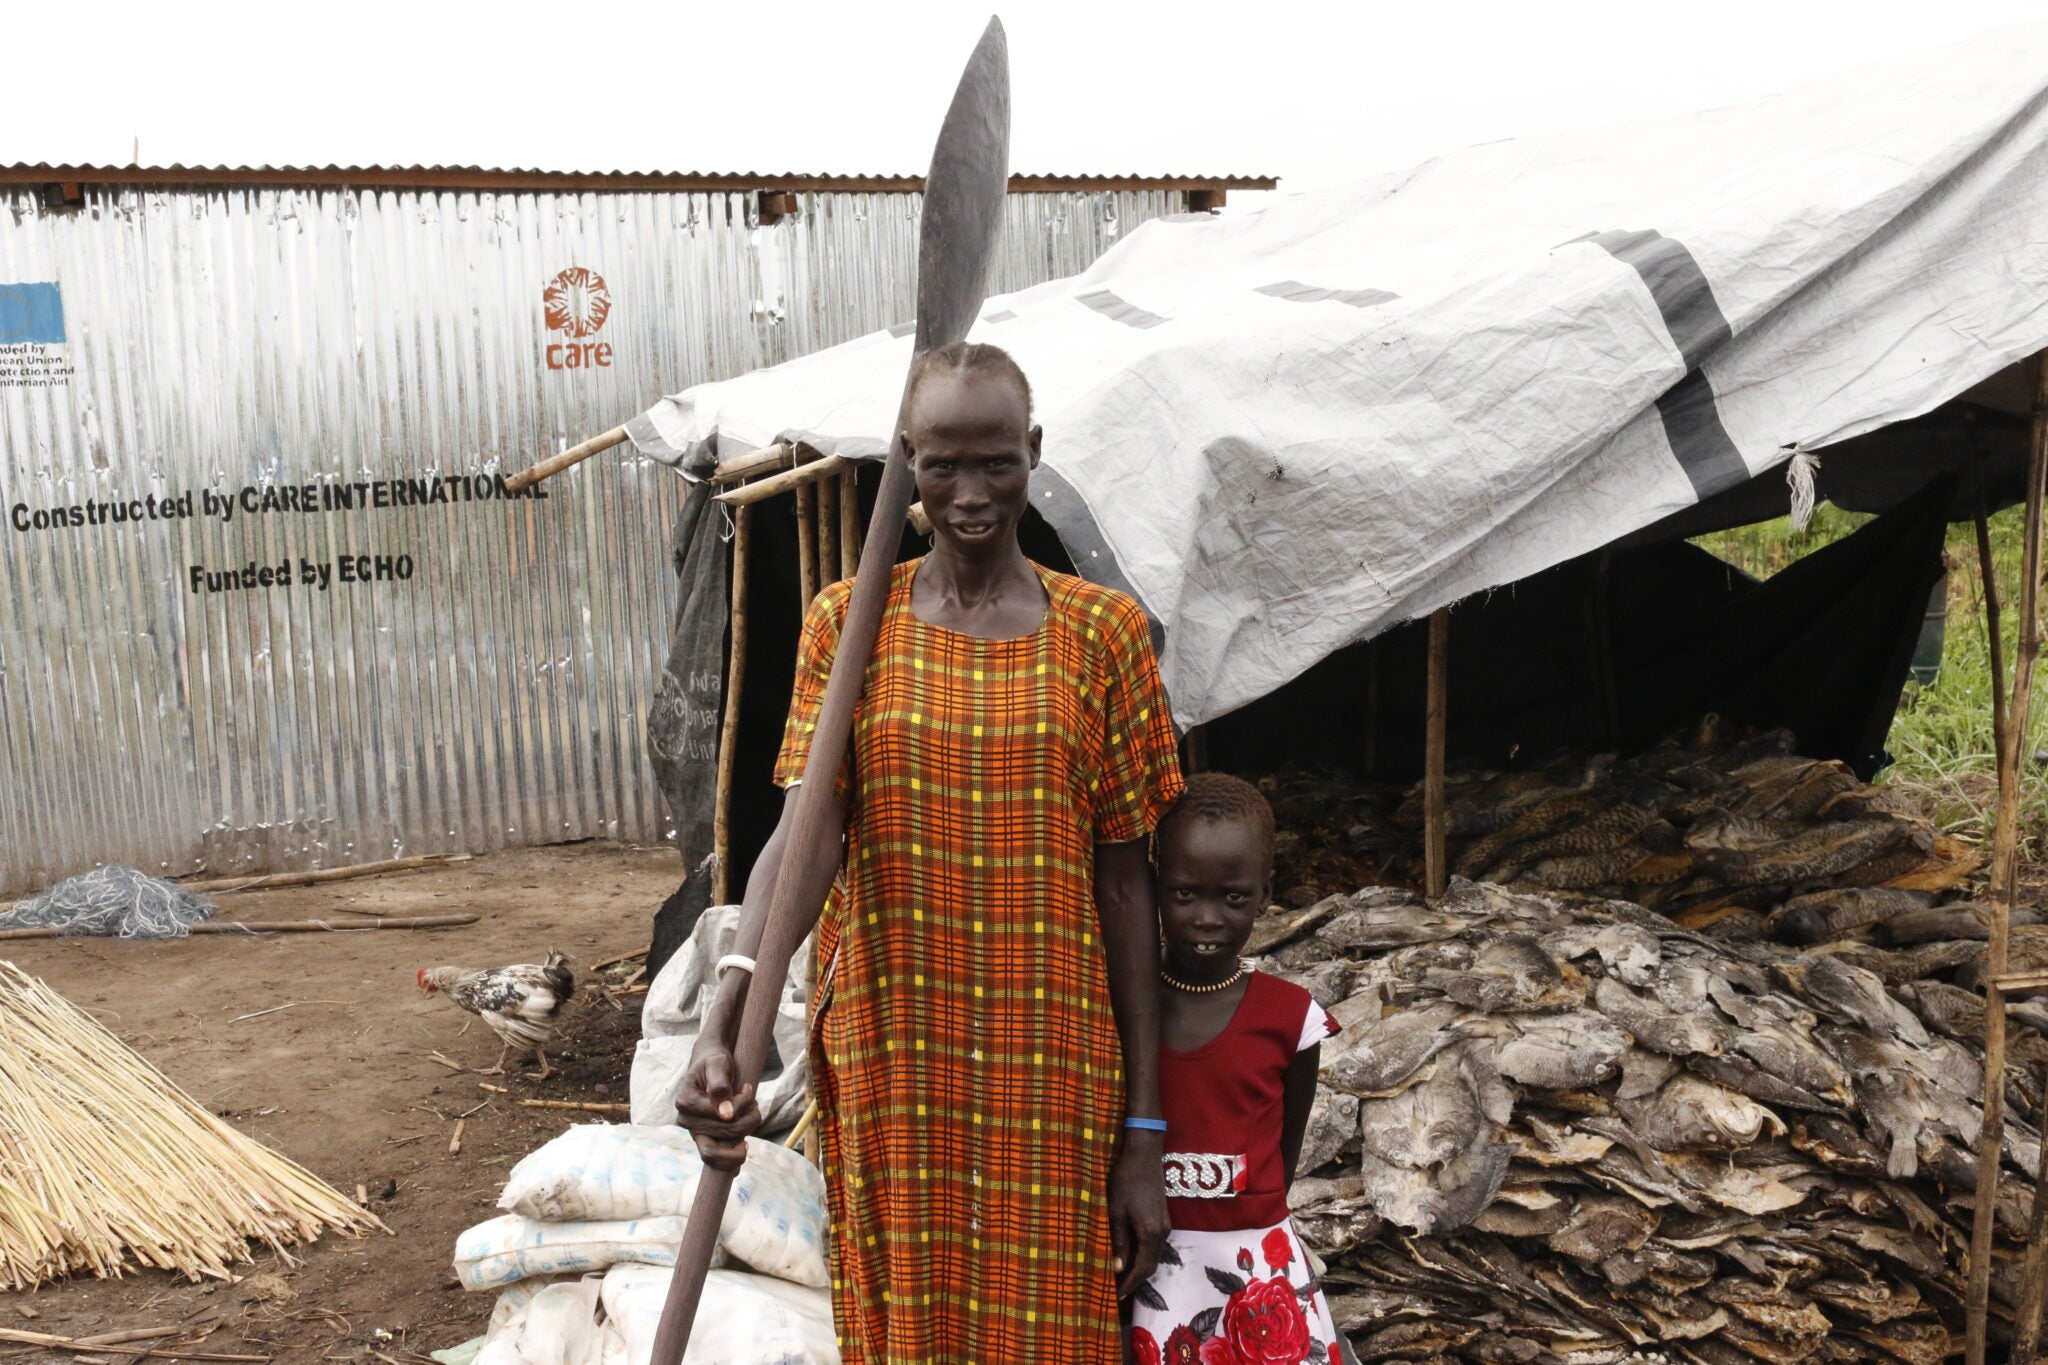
0,961,382,1288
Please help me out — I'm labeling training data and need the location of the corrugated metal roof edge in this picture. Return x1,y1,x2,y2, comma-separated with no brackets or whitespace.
2,164,1277,194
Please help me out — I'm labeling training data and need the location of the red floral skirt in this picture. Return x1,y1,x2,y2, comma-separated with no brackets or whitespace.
1129,1219,1343,1365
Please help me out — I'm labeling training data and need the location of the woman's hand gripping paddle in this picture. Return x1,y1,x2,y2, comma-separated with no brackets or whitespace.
647,18,1012,1364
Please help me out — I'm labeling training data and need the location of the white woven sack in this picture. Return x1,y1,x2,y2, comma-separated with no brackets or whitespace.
496,1125,827,1288
454,1214,710,1291
600,1263,837,1365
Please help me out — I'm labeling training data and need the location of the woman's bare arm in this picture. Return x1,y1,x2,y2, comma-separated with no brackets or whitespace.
674,785,848,1169
1096,837,1169,1297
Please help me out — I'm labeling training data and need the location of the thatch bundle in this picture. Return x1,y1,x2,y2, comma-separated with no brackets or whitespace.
0,961,381,1288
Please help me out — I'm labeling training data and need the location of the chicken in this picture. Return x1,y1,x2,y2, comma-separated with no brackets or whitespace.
418,952,575,1077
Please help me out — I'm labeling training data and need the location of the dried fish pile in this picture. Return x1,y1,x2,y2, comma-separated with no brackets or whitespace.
1265,718,1978,940
1259,881,2040,1365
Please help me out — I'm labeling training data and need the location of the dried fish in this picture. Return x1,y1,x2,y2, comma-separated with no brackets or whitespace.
1252,869,2031,1363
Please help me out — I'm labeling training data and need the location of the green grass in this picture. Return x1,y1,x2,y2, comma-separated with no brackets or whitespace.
1695,504,2048,853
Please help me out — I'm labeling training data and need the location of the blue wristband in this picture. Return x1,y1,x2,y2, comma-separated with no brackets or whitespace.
1123,1116,1168,1133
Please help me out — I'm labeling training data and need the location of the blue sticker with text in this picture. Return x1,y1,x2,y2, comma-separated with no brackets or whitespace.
0,282,66,344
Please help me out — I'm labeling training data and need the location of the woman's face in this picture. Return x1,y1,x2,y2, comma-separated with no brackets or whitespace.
904,369,1041,555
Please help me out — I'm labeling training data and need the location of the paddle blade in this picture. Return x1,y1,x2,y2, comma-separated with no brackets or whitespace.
915,16,1012,354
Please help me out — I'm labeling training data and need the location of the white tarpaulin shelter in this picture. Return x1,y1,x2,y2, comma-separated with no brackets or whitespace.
628,27,2048,729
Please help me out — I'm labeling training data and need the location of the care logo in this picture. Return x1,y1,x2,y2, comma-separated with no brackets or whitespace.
543,266,613,371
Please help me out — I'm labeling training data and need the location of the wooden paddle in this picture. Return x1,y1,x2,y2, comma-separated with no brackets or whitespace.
646,18,1013,1362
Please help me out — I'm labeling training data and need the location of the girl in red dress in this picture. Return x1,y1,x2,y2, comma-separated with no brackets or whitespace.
1132,773,1345,1365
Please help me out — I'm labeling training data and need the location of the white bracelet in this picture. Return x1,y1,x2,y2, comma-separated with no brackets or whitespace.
715,954,758,978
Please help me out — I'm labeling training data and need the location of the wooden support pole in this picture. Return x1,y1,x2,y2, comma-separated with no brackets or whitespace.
712,506,751,906
839,466,861,580
505,435,791,497
794,450,820,611
710,443,794,486
1424,608,1451,900
2009,1060,2048,1365
503,426,628,493
1968,350,2048,1365
818,469,841,589
713,454,849,507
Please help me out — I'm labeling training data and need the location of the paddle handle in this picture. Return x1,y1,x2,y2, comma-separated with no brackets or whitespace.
646,434,916,1365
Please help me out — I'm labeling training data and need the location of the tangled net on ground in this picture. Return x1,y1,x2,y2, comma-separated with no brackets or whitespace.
0,865,216,939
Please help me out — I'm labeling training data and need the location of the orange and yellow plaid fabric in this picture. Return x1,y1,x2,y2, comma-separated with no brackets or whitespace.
777,558,1184,1364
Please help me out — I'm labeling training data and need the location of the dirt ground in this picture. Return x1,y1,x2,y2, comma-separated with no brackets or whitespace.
0,842,680,1365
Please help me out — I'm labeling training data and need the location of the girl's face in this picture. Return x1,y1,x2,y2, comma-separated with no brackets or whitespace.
1156,817,1270,985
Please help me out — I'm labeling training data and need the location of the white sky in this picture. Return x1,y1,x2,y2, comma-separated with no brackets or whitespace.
6,1,2046,196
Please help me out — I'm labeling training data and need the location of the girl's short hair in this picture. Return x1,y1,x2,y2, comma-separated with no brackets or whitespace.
1158,771,1276,871
907,340,1034,420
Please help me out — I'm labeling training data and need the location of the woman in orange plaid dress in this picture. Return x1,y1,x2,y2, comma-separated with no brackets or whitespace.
677,341,1186,1362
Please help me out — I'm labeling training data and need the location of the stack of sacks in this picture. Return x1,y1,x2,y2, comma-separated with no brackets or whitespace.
453,1124,836,1364
633,906,813,1136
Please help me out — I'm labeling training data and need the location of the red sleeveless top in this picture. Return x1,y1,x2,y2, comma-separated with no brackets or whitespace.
1159,971,1339,1232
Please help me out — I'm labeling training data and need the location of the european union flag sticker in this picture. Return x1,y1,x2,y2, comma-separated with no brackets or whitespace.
0,282,66,344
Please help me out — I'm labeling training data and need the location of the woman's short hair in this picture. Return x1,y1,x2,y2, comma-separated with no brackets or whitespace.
1157,771,1276,871
907,340,1033,421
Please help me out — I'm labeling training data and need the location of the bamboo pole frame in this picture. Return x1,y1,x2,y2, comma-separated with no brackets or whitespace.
714,454,850,508
710,443,793,486
794,447,821,610
839,467,862,579
818,471,841,589
1424,608,1450,900
1966,351,2048,1365
711,506,752,906
502,426,628,493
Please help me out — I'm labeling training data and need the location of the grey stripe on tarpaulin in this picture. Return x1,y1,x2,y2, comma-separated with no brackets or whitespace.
1031,462,1167,656
1256,280,1399,309
887,321,915,338
1589,228,1748,499
622,410,683,461
1076,288,1169,329
984,309,1017,324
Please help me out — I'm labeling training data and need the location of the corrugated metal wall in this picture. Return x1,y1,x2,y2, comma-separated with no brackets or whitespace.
0,183,1180,894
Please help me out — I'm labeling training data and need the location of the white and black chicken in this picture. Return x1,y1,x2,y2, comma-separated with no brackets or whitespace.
418,951,575,1077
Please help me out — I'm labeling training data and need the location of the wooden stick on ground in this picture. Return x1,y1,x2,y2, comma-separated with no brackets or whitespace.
0,1327,267,1362
1423,608,1451,900
517,1099,632,1114
0,914,479,941
713,505,752,906
1967,349,2048,1365
589,948,648,972
503,427,629,494
176,855,471,894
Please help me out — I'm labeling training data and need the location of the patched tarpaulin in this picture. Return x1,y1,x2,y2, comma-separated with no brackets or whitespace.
632,28,2048,728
